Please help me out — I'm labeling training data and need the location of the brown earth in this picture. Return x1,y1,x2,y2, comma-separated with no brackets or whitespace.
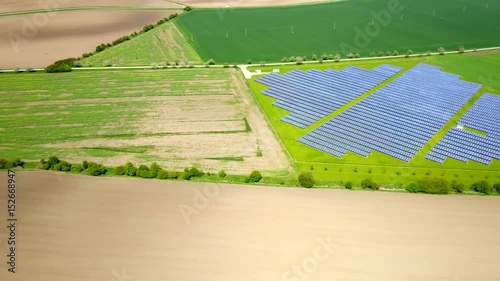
0,10,179,68
178,0,333,8
0,0,181,13
0,171,499,281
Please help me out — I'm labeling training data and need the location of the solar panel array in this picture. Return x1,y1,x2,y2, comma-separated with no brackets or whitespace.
255,64,402,128
299,63,482,162
426,93,500,165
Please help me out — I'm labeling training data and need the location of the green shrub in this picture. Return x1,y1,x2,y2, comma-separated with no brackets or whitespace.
494,182,500,194
82,160,89,170
115,166,125,176
124,162,137,176
86,163,107,176
181,167,203,180
405,183,420,193
3,161,15,169
345,181,353,189
136,165,152,178
471,180,492,194
218,170,227,178
149,162,162,178
245,170,262,183
158,170,178,179
46,58,75,73
59,160,72,172
450,180,464,193
53,163,62,171
13,159,24,168
0,159,24,169
416,177,449,194
298,172,314,188
70,165,84,173
40,156,60,170
361,178,379,190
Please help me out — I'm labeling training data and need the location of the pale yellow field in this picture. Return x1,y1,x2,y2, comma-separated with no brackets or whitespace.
0,171,499,281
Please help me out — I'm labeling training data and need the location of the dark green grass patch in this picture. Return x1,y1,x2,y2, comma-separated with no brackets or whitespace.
176,0,500,63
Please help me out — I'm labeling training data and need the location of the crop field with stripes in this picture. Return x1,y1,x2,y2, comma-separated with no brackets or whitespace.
0,69,290,174
176,0,500,63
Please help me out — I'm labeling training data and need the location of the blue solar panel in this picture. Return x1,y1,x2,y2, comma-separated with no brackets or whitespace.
299,63,481,161
255,64,403,128
426,93,500,165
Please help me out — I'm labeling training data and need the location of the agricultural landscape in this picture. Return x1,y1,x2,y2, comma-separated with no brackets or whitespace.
0,0,500,280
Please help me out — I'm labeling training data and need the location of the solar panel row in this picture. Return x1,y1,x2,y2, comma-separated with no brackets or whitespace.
426,93,500,165
300,63,482,162
255,64,402,128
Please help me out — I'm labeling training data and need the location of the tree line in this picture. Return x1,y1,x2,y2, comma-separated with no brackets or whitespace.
3,157,497,195
278,45,466,65
297,171,500,195
0,157,262,184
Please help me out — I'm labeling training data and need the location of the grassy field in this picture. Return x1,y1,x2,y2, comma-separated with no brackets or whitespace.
247,53,500,188
82,21,202,66
0,68,291,174
175,0,500,63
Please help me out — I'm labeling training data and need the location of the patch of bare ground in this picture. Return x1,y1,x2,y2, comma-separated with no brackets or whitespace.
1,171,499,281
466,49,500,56
0,10,179,68
0,0,180,13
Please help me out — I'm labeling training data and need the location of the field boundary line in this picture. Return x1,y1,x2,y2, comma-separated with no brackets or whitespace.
0,6,182,17
1,47,499,72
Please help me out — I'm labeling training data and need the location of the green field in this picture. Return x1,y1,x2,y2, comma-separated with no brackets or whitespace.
248,53,500,188
176,0,500,63
0,69,233,161
82,21,202,66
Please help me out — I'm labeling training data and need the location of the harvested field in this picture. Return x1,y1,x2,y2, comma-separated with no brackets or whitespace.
0,69,290,174
177,0,332,8
0,0,180,13
0,171,499,281
0,10,179,68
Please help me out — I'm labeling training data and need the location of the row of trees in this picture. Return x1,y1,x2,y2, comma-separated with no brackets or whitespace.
278,46,467,65
298,171,500,195
0,159,25,169
5,157,498,194
406,177,500,195
4,156,264,184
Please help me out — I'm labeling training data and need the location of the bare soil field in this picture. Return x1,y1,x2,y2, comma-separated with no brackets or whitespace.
0,0,180,13
0,10,178,68
0,171,499,281
177,0,332,8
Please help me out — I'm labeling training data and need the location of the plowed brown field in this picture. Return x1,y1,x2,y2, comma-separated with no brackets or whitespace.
0,171,499,281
